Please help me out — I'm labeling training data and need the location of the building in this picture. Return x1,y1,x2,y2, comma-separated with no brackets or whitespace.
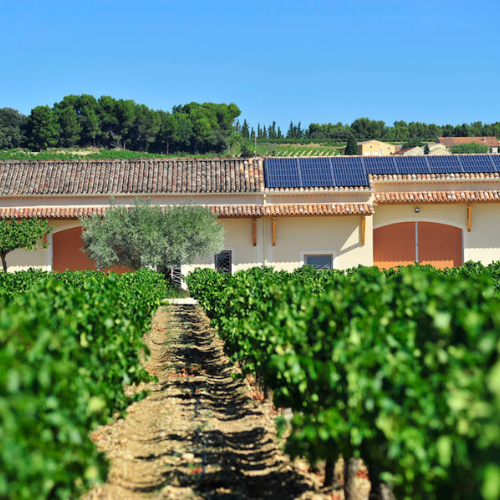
1,155,500,275
437,137,500,154
399,143,451,156
358,140,397,156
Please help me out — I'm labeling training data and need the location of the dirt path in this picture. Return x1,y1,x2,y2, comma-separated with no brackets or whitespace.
84,304,340,500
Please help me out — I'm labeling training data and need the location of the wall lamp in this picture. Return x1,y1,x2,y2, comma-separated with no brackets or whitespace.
414,207,420,213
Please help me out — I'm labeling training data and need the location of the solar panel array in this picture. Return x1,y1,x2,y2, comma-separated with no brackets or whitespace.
264,155,499,188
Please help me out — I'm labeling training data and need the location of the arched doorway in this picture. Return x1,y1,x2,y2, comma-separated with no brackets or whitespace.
52,227,129,273
374,222,462,270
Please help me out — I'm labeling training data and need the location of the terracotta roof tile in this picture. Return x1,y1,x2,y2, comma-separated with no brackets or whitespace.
0,159,264,195
0,203,374,219
375,190,500,204
214,203,374,217
437,137,500,147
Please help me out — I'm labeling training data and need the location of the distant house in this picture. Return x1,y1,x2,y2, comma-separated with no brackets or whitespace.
399,143,451,156
358,140,396,156
437,137,500,153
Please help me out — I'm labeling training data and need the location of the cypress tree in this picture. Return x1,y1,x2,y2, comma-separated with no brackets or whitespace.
241,119,250,139
345,134,358,155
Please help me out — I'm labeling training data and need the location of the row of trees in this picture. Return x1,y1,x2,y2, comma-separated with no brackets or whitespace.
237,118,500,142
2,96,499,154
0,96,241,154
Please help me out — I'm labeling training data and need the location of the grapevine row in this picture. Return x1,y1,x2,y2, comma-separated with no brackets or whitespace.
186,264,500,500
0,269,166,499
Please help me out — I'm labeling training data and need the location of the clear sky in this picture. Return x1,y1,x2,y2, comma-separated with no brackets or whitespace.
1,0,499,130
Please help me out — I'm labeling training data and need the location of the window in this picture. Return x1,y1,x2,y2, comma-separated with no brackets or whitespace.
304,254,333,270
215,250,232,273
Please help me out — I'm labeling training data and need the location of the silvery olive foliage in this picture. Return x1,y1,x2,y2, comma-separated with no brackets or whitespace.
80,198,224,270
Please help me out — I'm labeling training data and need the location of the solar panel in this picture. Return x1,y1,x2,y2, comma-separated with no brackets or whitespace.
459,155,497,173
265,158,301,188
299,158,334,187
395,156,430,175
362,156,397,175
427,156,464,174
490,155,500,171
330,157,369,187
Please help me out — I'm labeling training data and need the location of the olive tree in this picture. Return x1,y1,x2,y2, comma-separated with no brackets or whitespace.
0,218,52,272
80,198,225,271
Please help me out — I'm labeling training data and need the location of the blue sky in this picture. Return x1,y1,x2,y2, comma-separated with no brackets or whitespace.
1,0,499,130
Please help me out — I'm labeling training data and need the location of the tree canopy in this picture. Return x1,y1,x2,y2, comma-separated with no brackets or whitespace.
80,199,225,271
449,142,489,154
0,218,52,272
2,94,500,155
0,108,26,149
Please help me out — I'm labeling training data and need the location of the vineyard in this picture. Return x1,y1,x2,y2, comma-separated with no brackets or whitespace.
0,143,344,161
0,148,217,162
3,263,500,499
0,269,166,499
186,263,500,500
252,142,342,157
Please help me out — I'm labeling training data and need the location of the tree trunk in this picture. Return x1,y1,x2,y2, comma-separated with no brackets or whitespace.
344,457,362,500
323,456,335,487
1,254,7,272
369,480,395,500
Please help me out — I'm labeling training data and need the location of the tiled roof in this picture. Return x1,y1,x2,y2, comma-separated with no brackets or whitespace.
0,203,374,219
0,159,264,195
375,190,500,204
370,172,500,181
214,203,374,216
437,137,500,147
395,147,418,155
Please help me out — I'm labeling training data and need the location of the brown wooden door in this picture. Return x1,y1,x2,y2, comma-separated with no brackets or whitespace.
373,222,416,269
418,222,462,268
53,227,129,273
374,222,463,270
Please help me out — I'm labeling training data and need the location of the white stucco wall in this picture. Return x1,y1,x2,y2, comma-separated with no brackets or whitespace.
183,215,373,276
267,215,372,271
466,204,500,263
183,218,260,275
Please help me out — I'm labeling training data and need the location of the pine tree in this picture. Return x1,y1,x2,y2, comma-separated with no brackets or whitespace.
424,143,430,154
28,106,60,151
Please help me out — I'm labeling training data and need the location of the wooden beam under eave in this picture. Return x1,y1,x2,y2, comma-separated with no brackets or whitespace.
272,218,276,247
253,218,257,246
467,205,472,232
361,216,366,245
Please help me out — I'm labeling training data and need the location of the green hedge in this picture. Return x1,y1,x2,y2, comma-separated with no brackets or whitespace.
0,269,166,499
